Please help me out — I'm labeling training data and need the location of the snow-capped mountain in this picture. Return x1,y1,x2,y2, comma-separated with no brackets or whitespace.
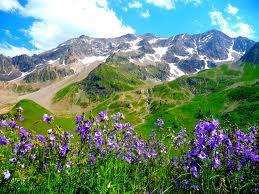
0,30,255,81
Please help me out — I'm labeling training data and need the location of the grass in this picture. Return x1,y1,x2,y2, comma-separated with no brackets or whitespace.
241,63,259,81
52,83,79,103
135,63,259,137
53,56,144,107
11,99,75,135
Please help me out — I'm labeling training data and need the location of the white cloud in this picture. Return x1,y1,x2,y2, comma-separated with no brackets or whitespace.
0,0,22,12
141,9,150,18
209,11,255,39
128,1,142,9
17,0,135,50
146,0,175,10
145,0,202,10
178,0,202,6
0,43,32,57
227,4,239,15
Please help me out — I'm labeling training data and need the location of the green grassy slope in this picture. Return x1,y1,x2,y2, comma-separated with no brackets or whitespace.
137,64,259,136
11,63,258,139
52,55,171,107
79,60,144,100
80,63,258,138
53,56,146,107
12,99,75,134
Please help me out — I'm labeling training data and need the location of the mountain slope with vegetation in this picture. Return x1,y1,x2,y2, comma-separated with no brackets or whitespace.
51,60,259,138
139,64,258,135
53,55,169,107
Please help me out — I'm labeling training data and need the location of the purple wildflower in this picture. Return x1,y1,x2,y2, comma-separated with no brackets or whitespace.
19,116,25,122
60,143,69,156
198,151,207,161
0,120,8,127
75,115,81,124
154,118,164,127
50,134,55,141
19,127,30,139
98,111,109,122
30,154,36,160
190,166,198,177
9,120,18,130
66,161,72,168
212,157,221,168
43,114,54,123
36,134,45,142
9,158,16,163
0,136,10,145
90,153,95,166
3,170,10,180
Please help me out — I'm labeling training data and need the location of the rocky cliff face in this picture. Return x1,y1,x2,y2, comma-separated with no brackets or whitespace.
0,54,21,81
0,30,255,81
24,67,74,83
240,42,259,64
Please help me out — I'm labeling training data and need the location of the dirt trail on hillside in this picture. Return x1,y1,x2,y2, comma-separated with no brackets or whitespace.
0,62,100,114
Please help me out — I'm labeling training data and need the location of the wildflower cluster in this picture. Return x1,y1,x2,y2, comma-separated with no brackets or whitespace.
75,112,166,165
171,120,259,192
0,110,258,193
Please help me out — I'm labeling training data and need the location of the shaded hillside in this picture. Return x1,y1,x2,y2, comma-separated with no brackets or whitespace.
241,42,259,64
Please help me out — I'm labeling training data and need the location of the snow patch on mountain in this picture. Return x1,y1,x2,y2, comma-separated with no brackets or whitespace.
186,47,195,55
153,47,168,59
174,54,189,60
80,55,109,64
123,37,142,52
48,58,60,64
168,63,186,81
10,70,36,82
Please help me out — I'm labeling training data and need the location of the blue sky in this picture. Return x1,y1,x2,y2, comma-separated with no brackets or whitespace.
0,0,258,56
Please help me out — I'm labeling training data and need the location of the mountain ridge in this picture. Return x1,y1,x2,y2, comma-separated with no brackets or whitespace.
0,29,255,81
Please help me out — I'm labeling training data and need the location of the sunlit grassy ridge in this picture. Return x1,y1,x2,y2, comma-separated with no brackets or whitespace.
52,83,79,103
52,55,170,107
53,56,145,107
10,99,75,134
138,64,259,136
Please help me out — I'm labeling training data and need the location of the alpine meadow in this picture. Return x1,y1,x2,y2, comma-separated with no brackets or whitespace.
0,0,258,193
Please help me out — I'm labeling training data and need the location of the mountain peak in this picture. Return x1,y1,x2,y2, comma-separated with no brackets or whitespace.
119,33,136,39
202,29,229,37
79,35,90,39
